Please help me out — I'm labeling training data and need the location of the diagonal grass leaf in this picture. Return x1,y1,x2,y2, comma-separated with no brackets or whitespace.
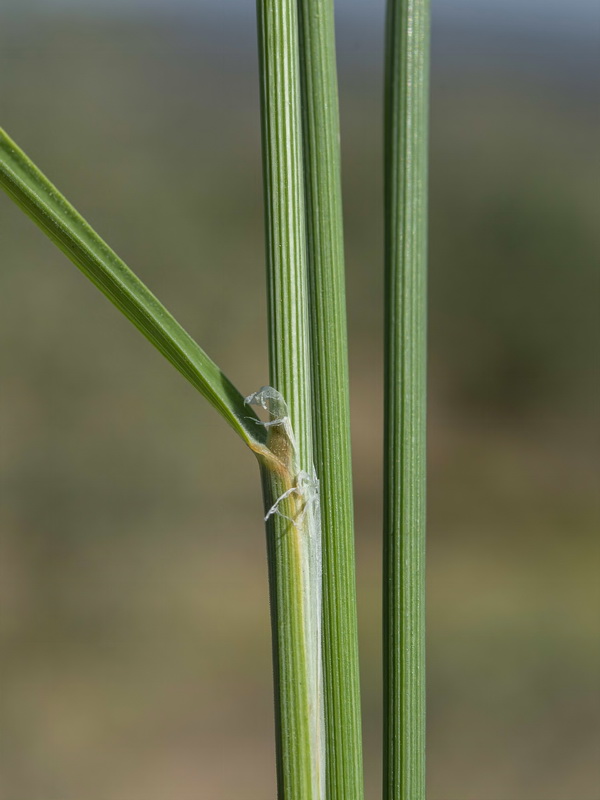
0,128,264,450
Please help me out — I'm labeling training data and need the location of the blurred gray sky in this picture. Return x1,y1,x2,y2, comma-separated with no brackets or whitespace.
4,0,598,80
5,0,600,32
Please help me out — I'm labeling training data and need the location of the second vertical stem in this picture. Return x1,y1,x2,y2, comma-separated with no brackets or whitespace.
383,0,430,798
297,1,364,799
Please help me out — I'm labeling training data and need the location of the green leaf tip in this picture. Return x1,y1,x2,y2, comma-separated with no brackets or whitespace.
0,127,265,451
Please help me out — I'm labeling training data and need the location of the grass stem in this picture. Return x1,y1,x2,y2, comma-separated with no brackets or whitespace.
297,2,364,798
383,0,430,798
256,1,325,797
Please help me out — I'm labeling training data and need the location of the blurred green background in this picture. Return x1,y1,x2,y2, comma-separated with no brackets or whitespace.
0,2,598,798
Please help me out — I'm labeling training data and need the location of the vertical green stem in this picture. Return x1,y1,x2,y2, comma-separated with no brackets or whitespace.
383,1,430,799
256,1,324,798
297,2,364,799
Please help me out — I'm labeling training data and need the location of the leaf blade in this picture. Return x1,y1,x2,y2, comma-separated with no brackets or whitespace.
0,128,264,449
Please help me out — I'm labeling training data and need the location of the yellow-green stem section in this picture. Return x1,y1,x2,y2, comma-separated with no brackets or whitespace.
249,405,324,800
259,455,324,800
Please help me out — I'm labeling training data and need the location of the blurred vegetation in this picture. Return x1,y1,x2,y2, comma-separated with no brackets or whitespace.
0,9,598,800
